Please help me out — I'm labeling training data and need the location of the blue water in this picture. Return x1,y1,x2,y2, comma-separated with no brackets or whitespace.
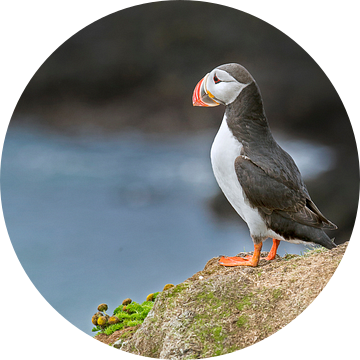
0,124,334,335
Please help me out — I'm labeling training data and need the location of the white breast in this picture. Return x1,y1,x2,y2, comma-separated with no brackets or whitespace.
210,115,274,240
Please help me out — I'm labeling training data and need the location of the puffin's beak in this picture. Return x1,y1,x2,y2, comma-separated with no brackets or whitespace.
192,74,220,107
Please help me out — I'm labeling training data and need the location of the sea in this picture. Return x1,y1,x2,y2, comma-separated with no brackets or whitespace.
0,123,334,335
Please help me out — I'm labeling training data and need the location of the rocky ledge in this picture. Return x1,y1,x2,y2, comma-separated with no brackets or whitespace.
96,243,347,359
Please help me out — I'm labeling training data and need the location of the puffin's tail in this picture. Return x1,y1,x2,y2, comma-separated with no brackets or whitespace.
295,225,336,249
269,213,337,249
314,234,337,250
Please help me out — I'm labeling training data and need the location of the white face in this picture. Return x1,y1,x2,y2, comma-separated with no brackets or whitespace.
204,68,250,105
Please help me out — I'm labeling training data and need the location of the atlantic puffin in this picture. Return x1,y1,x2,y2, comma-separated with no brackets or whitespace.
192,63,337,267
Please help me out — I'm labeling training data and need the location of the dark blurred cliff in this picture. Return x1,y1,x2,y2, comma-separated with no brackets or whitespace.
10,1,358,242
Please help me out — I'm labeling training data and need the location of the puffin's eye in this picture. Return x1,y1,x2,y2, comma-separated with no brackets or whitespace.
214,75,221,84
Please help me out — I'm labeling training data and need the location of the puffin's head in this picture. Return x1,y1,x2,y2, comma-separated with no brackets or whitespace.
192,63,254,107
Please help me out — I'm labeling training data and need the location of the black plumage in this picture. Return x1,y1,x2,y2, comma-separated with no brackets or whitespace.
223,64,337,248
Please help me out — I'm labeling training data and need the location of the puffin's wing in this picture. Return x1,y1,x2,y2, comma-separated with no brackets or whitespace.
235,156,337,230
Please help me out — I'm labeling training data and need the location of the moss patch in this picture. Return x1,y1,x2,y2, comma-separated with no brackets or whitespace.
93,293,159,337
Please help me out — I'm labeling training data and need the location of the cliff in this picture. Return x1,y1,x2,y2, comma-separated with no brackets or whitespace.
96,243,347,358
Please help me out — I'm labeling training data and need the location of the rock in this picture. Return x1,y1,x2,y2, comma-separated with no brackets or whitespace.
119,243,348,358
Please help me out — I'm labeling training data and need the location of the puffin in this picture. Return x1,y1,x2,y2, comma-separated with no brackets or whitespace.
192,63,337,267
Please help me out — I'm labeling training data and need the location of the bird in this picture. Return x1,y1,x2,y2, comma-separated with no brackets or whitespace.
192,63,337,267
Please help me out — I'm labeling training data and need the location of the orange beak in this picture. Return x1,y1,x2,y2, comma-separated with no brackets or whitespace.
192,75,220,107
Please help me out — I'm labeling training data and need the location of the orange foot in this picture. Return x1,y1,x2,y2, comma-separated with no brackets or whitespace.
219,255,258,267
219,243,262,267
219,239,281,267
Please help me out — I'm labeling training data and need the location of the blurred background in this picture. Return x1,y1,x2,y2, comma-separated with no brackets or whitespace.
1,1,358,335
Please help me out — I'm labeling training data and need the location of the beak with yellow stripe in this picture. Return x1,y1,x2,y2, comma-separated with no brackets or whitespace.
192,73,220,107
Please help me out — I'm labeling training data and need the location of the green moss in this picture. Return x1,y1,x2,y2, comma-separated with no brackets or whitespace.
94,298,157,336
103,323,123,335
236,293,254,327
119,328,137,339
194,323,227,357
283,253,299,260
190,283,240,357
236,294,253,311
163,283,191,309
272,289,282,299
301,246,326,257
196,290,222,309
166,283,190,298
212,326,227,356
237,315,248,327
